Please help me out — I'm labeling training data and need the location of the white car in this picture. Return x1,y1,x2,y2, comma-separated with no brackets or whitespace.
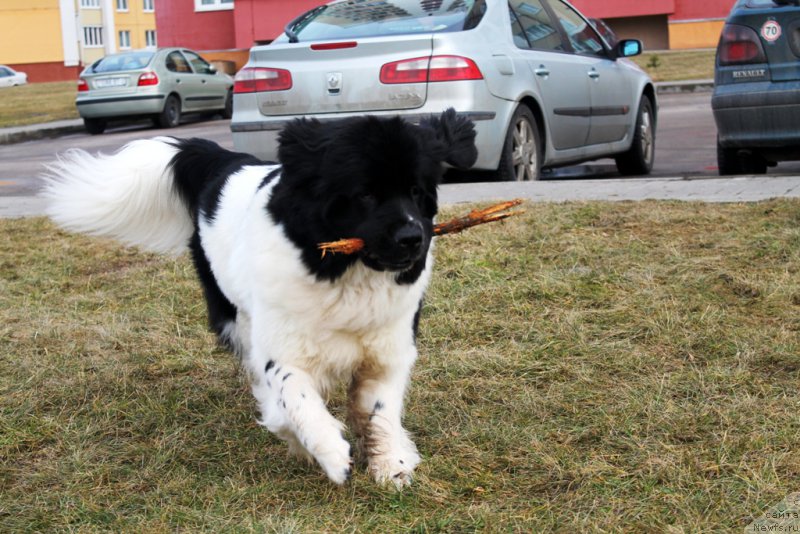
231,0,657,181
0,65,28,87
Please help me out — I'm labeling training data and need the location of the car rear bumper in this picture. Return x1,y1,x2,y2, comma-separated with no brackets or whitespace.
712,80,800,148
76,94,166,118
231,79,515,171
232,109,502,170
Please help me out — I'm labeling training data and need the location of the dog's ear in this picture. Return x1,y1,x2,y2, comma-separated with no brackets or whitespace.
420,108,478,169
277,118,330,179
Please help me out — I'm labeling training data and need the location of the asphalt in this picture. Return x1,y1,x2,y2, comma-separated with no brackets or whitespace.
4,78,799,218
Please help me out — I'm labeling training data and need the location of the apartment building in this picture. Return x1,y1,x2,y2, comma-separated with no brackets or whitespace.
0,0,156,82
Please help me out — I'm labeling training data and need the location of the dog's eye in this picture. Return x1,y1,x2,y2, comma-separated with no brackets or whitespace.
410,186,423,201
359,193,377,208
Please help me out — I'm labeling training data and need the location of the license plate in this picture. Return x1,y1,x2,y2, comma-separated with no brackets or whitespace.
94,77,128,88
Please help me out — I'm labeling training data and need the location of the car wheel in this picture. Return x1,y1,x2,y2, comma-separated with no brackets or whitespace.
615,96,655,176
497,105,541,181
222,90,233,119
717,140,767,175
83,118,107,135
157,94,181,128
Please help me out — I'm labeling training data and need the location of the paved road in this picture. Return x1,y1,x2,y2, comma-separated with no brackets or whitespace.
0,116,233,197
567,92,800,179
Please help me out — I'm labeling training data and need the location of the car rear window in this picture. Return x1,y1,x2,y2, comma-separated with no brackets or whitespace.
745,0,799,7
88,51,154,73
288,0,486,41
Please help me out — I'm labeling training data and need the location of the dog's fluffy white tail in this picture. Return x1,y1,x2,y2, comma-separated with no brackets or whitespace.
40,138,193,255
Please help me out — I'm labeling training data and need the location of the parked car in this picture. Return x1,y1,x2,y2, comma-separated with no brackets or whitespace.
231,0,656,180
76,48,234,134
713,0,800,174
0,65,28,87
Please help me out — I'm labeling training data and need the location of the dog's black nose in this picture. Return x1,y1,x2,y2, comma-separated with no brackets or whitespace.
394,221,423,253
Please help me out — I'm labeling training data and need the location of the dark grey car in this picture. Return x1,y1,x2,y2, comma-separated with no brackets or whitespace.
712,0,800,174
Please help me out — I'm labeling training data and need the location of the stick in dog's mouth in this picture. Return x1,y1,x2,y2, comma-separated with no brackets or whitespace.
318,199,525,258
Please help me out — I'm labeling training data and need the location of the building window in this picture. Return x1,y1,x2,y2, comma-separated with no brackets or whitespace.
195,0,234,12
83,26,104,47
119,30,131,49
117,0,128,11
145,29,157,48
80,0,101,8
143,0,154,12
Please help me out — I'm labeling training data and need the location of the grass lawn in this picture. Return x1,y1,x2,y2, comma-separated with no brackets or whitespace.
0,49,716,129
630,49,717,83
0,81,79,128
1,200,798,531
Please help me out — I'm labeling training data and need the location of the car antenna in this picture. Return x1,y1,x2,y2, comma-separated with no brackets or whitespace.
284,5,327,43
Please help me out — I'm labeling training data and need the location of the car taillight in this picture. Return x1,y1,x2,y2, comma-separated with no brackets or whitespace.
138,71,159,86
233,67,293,93
77,79,89,92
380,55,483,84
718,24,767,65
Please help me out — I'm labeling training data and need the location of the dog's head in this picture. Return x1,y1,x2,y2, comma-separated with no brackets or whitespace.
268,109,477,283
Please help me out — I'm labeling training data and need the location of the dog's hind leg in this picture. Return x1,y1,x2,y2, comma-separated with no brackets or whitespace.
251,360,353,485
348,339,420,489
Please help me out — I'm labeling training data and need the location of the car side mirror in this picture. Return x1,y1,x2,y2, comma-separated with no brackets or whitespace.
615,39,642,58
208,65,217,74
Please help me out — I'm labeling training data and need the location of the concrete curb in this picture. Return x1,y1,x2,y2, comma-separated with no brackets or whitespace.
655,79,714,94
0,119,84,145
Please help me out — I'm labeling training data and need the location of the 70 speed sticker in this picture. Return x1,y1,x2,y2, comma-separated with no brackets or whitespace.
761,20,782,42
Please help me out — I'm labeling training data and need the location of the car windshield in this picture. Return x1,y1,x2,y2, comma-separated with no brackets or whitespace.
288,0,486,41
88,51,155,73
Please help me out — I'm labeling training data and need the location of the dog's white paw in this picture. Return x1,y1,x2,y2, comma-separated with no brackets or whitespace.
368,445,420,489
314,437,354,485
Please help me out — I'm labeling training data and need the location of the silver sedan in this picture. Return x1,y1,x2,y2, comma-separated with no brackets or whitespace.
231,0,656,180
76,48,234,135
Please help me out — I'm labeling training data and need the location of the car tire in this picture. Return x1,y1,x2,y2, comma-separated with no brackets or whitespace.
157,94,181,128
717,140,768,175
496,105,541,181
615,96,655,176
83,118,107,135
222,90,233,119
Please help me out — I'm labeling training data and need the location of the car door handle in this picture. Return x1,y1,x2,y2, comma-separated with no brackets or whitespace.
588,69,600,79
534,66,550,77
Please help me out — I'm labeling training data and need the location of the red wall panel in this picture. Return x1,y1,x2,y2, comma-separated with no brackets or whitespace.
234,0,323,48
570,0,674,19
155,0,236,50
7,62,82,83
672,0,736,20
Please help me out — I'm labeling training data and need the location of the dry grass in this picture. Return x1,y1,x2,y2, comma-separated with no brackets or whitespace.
2,200,799,531
631,49,716,82
0,81,79,128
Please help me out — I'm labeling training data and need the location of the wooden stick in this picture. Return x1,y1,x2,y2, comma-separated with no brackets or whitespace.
318,199,524,257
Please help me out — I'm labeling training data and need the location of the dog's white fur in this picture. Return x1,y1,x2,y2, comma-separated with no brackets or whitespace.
41,140,429,486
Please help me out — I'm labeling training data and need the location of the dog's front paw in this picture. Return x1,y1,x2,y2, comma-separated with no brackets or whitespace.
368,443,421,489
314,437,354,485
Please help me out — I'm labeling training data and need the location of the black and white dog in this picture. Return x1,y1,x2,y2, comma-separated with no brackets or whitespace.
41,109,477,487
